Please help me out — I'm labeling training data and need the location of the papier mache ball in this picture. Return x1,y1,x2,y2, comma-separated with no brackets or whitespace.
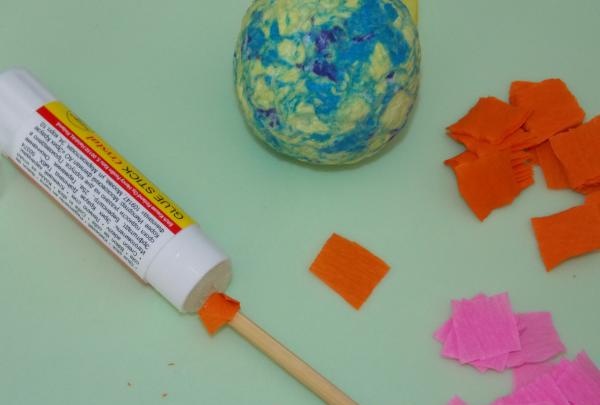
234,0,420,165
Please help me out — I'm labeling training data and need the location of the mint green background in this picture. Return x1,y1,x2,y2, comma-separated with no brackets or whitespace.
0,1,599,404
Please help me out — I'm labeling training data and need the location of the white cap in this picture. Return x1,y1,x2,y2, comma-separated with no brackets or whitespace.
0,68,232,312
0,68,55,154
146,224,232,313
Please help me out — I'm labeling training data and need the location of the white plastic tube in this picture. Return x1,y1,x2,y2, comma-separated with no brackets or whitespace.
0,68,231,312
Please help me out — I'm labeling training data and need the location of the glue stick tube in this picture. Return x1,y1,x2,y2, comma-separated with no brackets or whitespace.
0,68,231,312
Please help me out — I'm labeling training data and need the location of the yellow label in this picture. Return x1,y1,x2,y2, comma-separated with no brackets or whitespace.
43,101,195,233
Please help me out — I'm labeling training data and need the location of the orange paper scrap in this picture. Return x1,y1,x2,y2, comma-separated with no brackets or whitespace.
550,116,600,193
509,79,585,147
505,129,544,152
510,150,535,191
310,233,390,310
445,77,600,270
445,95,536,221
448,132,496,155
448,97,532,144
533,141,570,190
581,185,600,195
450,129,539,156
452,151,521,221
444,151,478,169
531,204,600,271
198,293,241,335
510,80,535,95
586,192,600,205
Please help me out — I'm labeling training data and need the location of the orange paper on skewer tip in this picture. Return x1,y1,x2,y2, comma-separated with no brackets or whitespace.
310,233,390,310
198,293,241,335
196,293,361,404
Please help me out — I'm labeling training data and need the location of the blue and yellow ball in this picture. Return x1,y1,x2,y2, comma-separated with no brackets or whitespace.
235,0,420,165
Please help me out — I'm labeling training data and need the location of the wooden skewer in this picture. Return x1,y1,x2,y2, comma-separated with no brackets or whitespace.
228,312,360,405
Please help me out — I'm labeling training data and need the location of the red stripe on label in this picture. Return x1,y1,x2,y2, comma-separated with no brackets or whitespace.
37,106,182,234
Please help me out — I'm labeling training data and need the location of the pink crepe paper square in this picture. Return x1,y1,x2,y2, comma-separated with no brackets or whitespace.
493,373,570,405
434,318,453,343
554,352,600,405
511,403,553,405
471,353,509,373
513,362,558,390
516,315,528,333
442,327,460,359
452,293,521,363
434,294,532,372
550,359,572,381
470,315,530,372
447,396,469,405
493,402,554,405
573,351,600,381
437,320,508,372
507,312,565,368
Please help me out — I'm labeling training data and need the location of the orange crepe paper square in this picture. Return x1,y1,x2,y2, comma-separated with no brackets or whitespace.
531,204,600,271
444,151,478,168
533,141,570,190
448,119,535,192
198,293,241,335
310,233,390,310
550,117,600,192
510,79,585,147
510,151,535,191
449,133,497,155
586,192,600,205
579,184,600,195
498,150,535,191
446,149,533,193
510,150,534,167
528,149,540,165
453,150,521,221
582,184,600,195
450,129,539,157
506,129,547,152
510,81,535,95
448,97,532,144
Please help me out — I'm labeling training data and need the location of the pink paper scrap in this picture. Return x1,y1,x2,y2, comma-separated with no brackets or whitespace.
554,352,600,405
471,353,509,373
434,294,566,374
506,312,565,368
434,318,453,343
508,353,600,405
447,396,468,405
444,352,600,405
513,362,558,390
492,373,570,405
452,293,521,364
442,327,460,360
